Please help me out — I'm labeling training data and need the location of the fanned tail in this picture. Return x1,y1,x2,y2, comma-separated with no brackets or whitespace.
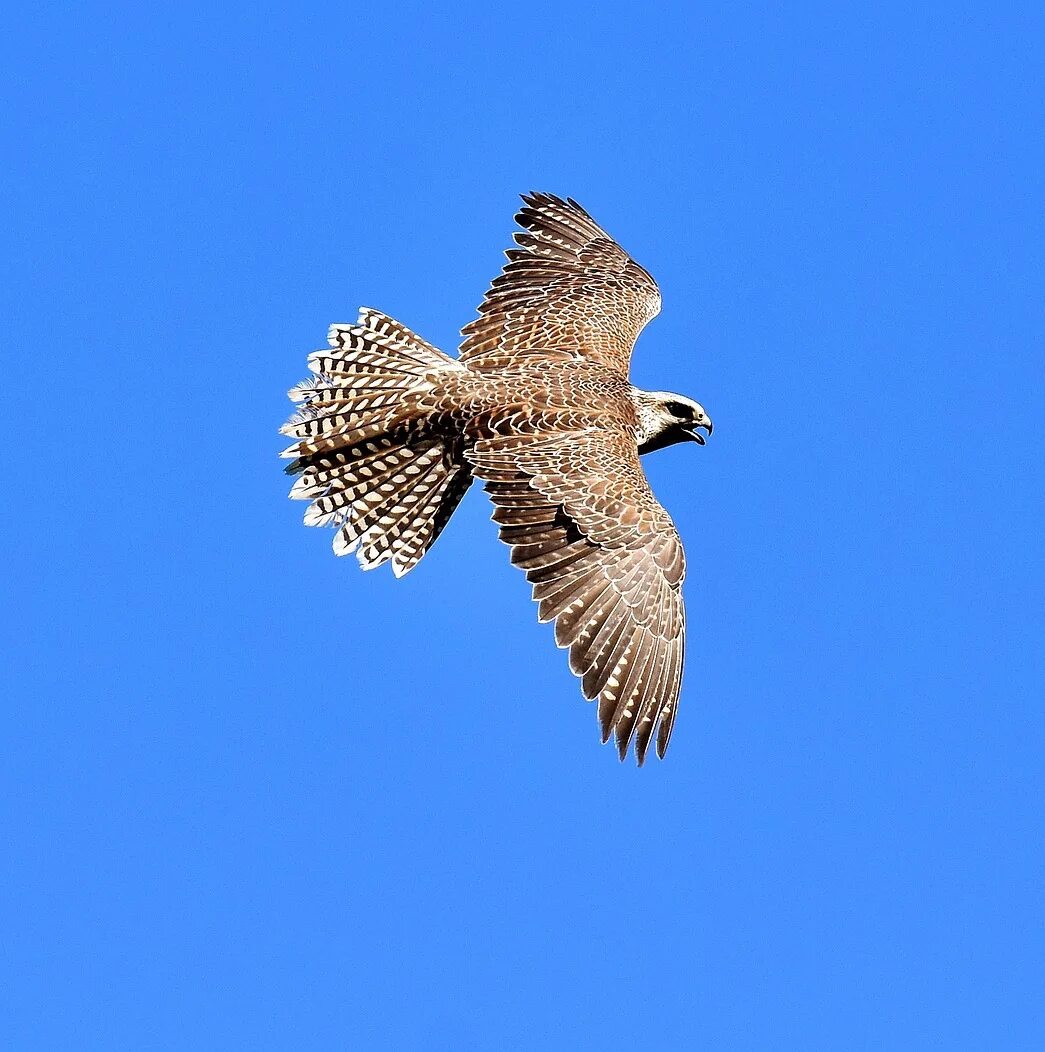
282,309,473,575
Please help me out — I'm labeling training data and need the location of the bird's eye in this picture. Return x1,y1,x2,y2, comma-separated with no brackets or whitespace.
666,401,694,420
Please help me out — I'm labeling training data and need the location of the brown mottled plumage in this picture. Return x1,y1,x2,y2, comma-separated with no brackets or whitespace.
281,193,712,763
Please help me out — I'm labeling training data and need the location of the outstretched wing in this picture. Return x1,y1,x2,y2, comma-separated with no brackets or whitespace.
468,428,686,763
459,192,662,378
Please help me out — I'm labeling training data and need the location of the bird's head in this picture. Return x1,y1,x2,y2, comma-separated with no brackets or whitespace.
635,391,713,455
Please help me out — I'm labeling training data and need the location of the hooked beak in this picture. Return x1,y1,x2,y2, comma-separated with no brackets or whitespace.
684,419,713,445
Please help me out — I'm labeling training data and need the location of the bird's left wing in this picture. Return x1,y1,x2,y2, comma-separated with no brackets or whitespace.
459,193,662,378
468,428,686,763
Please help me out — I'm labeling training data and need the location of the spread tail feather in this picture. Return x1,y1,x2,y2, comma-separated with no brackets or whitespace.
282,309,472,574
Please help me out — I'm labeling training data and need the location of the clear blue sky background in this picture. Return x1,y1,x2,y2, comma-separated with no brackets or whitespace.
3,3,1043,1048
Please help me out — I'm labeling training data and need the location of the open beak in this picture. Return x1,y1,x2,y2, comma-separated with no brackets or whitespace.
684,420,713,445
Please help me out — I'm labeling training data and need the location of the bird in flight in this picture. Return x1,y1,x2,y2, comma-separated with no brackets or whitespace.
281,193,713,763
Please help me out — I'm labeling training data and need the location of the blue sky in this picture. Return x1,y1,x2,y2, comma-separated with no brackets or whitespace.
3,2,1043,1048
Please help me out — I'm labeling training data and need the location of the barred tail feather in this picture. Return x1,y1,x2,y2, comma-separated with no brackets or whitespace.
283,309,472,574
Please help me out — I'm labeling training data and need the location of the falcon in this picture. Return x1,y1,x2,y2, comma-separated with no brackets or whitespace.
281,193,713,763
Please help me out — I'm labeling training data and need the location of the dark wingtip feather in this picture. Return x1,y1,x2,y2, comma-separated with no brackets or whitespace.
635,737,650,767
656,721,673,760
617,736,628,762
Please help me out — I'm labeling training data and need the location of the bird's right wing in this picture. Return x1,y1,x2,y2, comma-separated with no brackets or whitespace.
468,428,686,763
459,193,662,379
